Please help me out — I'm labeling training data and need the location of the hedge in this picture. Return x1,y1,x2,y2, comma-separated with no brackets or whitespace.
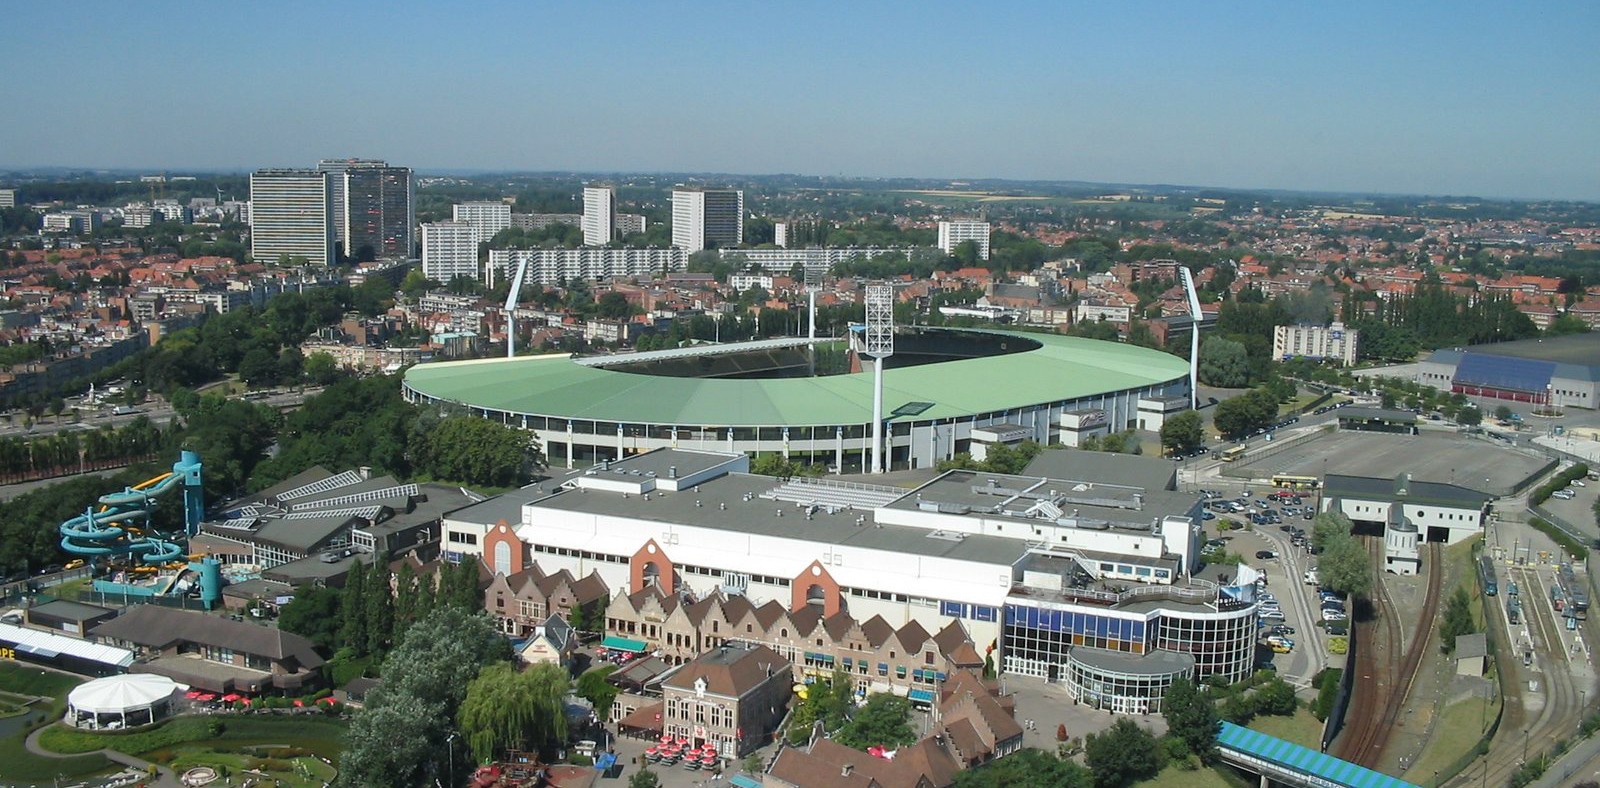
1529,463,1590,506
1529,517,1588,561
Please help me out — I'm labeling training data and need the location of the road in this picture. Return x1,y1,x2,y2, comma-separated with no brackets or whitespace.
0,388,323,439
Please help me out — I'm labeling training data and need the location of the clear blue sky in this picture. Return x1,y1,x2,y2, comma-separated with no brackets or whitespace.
2,1,1596,201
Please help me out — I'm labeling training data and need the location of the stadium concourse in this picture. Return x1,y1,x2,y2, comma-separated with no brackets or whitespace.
402,328,1191,473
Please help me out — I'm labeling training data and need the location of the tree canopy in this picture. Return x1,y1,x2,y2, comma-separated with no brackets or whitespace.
458,662,569,763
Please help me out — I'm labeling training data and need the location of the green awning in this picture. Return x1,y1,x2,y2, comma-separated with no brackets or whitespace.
601,636,648,653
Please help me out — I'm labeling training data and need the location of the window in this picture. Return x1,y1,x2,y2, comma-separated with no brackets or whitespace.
493,540,512,577
896,666,907,679
940,601,965,618
878,662,888,676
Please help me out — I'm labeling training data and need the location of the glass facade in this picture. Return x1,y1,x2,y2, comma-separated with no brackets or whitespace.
1001,600,1256,691
1066,650,1194,714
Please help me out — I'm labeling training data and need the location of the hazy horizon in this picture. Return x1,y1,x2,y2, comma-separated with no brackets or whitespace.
2,2,1596,202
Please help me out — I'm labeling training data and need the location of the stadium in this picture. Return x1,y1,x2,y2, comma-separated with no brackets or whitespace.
402,328,1191,472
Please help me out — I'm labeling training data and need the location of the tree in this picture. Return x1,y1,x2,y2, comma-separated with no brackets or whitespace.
835,693,917,750
338,607,509,787
1546,313,1591,336
576,665,620,719
951,748,1092,788
1161,677,1218,762
1439,587,1477,652
1159,410,1204,456
340,560,369,652
1198,336,1250,388
1457,407,1482,426
459,662,569,763
628,768,661,788
413,416,541,488
1312,513,1372,598
1251,677,1298,716
304,352,340,386
277,585,342,650
238,347,279,387
364,563,394,655
1084,718,1164,788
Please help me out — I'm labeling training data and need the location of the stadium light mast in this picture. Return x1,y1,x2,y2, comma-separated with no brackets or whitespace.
865,284,895,474
805,265,821,342
1179,266,1203,409
504,255,531,358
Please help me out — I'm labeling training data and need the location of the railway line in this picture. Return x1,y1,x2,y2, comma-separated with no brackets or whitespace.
1334,538,1444,768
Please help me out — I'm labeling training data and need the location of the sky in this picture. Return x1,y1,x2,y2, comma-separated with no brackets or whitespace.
2,2,1597,201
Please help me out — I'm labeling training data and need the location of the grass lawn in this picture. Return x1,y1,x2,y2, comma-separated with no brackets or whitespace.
1246,707,1325,750
1404,697,1496,786
170,748,336,788
1136,763,1247,788
0,663,113,783
41,714,349,762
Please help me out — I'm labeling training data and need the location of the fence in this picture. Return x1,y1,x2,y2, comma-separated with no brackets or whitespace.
0,565,94,605
1216,430,1325,481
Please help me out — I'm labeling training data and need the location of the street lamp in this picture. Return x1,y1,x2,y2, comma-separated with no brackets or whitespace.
446,732,457,788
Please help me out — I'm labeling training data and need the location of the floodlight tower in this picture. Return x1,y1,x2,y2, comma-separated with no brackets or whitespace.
1179,266,1203,409
864,284,895,474
805,265,822,341
504,255,531,358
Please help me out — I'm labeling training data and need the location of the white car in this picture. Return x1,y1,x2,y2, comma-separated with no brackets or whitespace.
1260,609,1286,620
1322,610,1348,622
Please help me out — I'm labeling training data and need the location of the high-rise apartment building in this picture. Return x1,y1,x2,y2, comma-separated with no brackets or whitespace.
581,185,615,247
250,169,334,266
317,160,414,262
0,189,15,208
671,187,743,252
453,201,512,246
937,220,992,260
615,213,647,236
773,221,789,248
1273,322,1359,365
421,221,480,282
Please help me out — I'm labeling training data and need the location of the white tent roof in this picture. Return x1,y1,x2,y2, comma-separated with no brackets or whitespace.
67,673,183,714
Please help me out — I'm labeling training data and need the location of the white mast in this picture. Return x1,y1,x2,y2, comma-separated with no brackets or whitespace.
504,255,531,358
864,284,895,474
1179,266,1203,409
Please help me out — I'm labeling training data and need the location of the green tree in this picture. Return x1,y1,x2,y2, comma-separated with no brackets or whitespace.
835,693,917,750
304,351,340,385
1251,677,1299,716
364,563,394,656
338,607,510,787
340,560,369,652
1084,718,1165,788
1439,587,1477,652
628,767,661,788
1161,677,1218,762
414,416,541,488
1312,513,1372,598
277,585,342,650
951,748,1092,788
1159,410,1204,456
459,662,569,763
1494,405,1513,421
237,347,279,387
1198,336,1250,388
1546,313,1591,336
1457,407,1482,426
576,665,621,719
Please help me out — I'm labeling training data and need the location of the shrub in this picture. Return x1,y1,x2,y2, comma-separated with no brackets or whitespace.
1529,517,1588,560
1327,636,1348,655
1311,669,1342,721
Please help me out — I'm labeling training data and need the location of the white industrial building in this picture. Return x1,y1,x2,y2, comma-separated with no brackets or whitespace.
1321,473,1492,575
443,447,1257,708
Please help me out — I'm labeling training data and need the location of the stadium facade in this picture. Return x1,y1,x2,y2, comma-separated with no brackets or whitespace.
402,330,1192,473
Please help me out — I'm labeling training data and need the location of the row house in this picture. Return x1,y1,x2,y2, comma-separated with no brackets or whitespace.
605,587,984,702
484,561,609,637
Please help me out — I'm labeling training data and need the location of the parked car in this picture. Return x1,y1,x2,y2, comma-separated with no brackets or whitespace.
1255,550,1278,560
1270,625,1296,636
1322,610,1348,622
1321,621,1349,636
1260,609,1287,621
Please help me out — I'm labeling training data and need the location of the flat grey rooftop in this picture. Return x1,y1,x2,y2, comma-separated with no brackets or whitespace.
530,472,1031,566
1068,645,1195,677
885,468,1198,527
591,448,739,481
27,599,115,622
1234,431,1549,496
1023,451,1178,492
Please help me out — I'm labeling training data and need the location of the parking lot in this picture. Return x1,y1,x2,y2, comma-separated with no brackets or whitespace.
1196,490,1344,689
1541,472,1600,539
1235,431,1550,496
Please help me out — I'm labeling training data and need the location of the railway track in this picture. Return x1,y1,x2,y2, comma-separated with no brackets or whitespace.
1335,538,1444,768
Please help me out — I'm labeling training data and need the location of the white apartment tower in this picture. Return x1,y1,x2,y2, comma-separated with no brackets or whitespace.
1273,322,1359,365
582,185,616,247
250,169,335,266
421,221,480,282
773,221,789,248
671,187,743,252
937,220,992,260
0,189,15,208
453,201,512,246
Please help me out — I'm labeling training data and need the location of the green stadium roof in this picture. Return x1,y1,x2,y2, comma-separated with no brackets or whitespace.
402,331,1188,428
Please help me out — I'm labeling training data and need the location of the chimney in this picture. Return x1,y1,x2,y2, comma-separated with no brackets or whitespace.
841,764,854,777
669,465,678,479
358,466,371,480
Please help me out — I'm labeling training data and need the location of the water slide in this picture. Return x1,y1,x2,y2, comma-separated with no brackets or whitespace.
58,451,204,567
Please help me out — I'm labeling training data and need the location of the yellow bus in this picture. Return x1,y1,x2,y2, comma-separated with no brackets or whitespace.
1220,446,1247,463
1271,474,1320,490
